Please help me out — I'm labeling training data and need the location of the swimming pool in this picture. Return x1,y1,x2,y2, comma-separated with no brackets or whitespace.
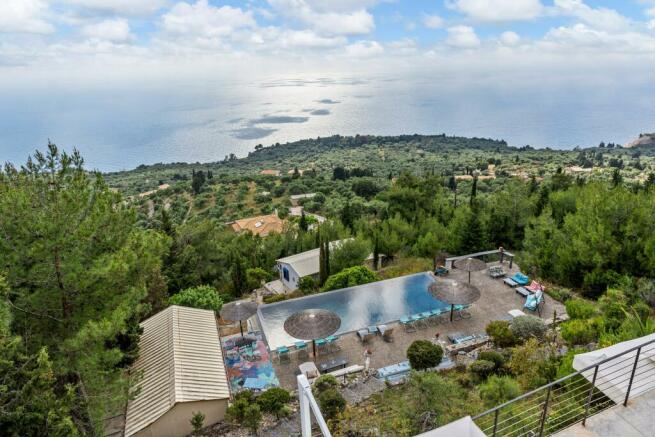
258,272,448,350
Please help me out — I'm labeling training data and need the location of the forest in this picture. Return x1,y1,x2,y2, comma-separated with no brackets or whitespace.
2,134,655,435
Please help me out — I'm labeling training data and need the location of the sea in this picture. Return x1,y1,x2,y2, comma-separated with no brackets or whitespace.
1,75,653,172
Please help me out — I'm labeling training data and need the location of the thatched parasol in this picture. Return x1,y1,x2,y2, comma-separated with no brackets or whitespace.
428,278,481,321
454,257,487,283
220,301,259,336
284,309,341,360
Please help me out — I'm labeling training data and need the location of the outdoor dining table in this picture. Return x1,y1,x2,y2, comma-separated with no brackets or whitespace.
319,357,348,373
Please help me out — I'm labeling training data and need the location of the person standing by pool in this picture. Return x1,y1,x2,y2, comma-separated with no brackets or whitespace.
364,348,372,372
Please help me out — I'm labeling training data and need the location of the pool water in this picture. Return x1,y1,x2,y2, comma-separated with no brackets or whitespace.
258,272,448,350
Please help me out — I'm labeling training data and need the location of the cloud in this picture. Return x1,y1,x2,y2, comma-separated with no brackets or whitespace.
310,109,330,115
499,31,521,46
554,0,630,32
422,14,444,29
232,126,277,140
63,0,167,16
344,40,383,57
446,25,480,48
542,23,655,53
316,99,340,104
162,1,255,38
273,29,346,49
268,0,375,36
0,0,54,34
81,19,133,42
449,0,543,22
249,115,309,124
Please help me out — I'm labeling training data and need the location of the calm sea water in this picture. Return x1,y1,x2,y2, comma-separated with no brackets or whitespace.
258,272,446,350
1,75,653,171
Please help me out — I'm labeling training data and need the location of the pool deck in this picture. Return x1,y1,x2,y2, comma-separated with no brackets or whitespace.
269,261,567,390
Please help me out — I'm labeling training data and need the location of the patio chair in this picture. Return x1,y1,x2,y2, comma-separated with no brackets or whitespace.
294,341,308,360
400,316,416,333
378,325,394,342
411,313,428,329
453,304,472,320
276,346,290,363
326,335,341,353
524,290,544,316
315,338,328,356
357,329,374,343
434,266,449,276
489,265,506,278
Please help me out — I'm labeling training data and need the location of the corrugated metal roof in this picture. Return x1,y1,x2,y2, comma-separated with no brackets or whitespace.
124,306,229,436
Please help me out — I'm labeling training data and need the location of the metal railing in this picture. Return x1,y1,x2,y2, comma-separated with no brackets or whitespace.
298,374,332,437
445,249,515,269
472,338,655,437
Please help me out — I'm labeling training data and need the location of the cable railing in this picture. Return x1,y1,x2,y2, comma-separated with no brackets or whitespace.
472,338,655,437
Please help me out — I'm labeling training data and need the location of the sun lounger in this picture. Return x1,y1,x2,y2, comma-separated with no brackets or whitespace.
504,277,518,287
448,332,476,344
357,329,374,343
378,324,394,342
526,281,544,293
511,272,530,285
515,286,530,297
445,334,490,354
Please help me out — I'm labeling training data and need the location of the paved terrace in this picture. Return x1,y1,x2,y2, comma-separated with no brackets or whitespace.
554,389,655,437
270,261,567,389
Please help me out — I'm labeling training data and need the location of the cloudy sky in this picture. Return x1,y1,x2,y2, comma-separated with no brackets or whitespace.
1,0,655,85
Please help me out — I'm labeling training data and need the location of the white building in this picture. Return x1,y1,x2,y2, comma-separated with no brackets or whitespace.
276,246,325,291
273,240,374,292
124,306,230,437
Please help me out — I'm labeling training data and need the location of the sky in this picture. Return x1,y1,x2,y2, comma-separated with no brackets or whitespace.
2,0,655,88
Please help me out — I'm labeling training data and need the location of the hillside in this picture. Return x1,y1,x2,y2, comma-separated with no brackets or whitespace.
103,134,654,228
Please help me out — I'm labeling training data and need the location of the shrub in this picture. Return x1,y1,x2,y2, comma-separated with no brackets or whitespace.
313,374,339,395
317,388,346,419
478,350,506,370
479,376,522,407
469,359,496,381
257,387,291,419
298,276,317,294
486,321,517,348
226,390,257,424
190,411,205,435
407,340,443,370
321,266,379,292
510,315,546,341
263,294,287,304
169,285,223,313
561,319,598,346
565,299,596,320
242,404,262,432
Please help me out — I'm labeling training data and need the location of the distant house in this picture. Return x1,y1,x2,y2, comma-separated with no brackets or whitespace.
124,306,230,437
260,169,280,177
229,213,284,237
288,206,326,225
289,192,316,206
